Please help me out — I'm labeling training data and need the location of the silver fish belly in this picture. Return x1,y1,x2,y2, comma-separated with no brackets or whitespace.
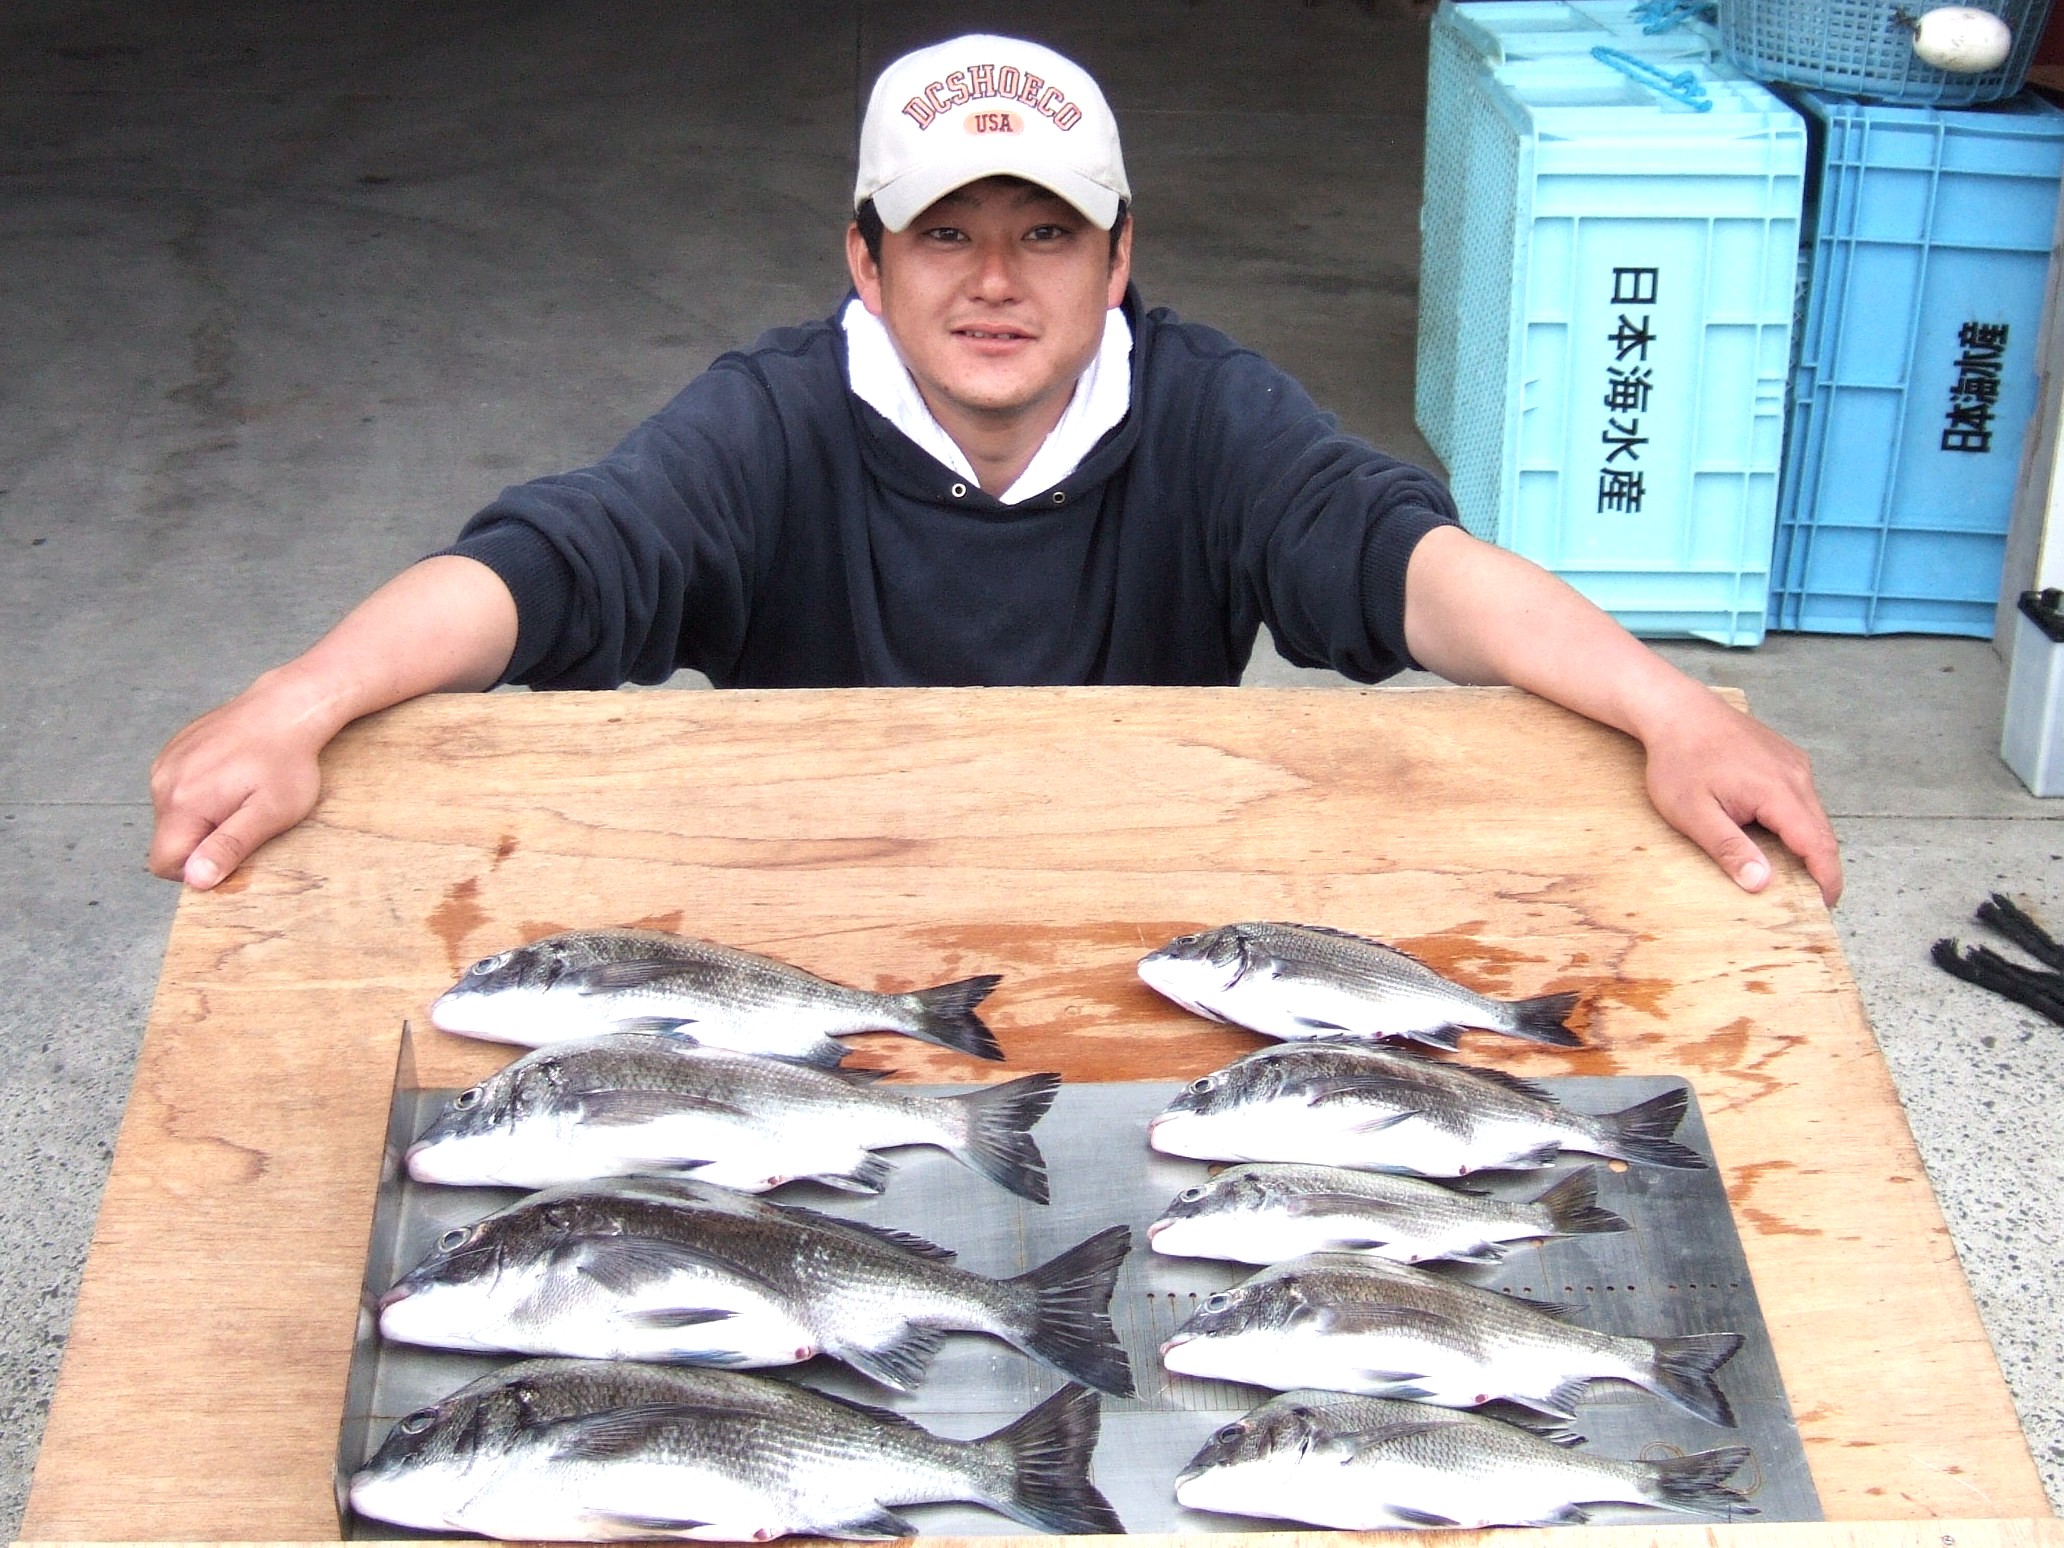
1138,921,1582,1049
1159,1252,1742,1426
1148,1161,1629,1265
347,1358,1126,1541
377,1177,1136,1396
406,1032,1059,1199
430,928,1005,1066
1174,1389,1756,1530
1148,1041,1707,1174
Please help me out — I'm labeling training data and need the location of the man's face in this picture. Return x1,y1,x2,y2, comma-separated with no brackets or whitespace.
847,178,1131,434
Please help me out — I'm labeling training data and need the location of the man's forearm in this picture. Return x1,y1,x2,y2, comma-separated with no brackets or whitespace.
261,553,522,739
1400,524,1713,744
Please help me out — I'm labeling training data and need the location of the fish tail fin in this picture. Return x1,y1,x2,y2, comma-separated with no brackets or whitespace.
1646,1332,1745,1427
1008,1225,1135,1396
903,974,1006,1061
1597,1088,1708,1169
977,1383,1126,1536
947,1072,1060,1202
1532,1169,1631,1237
1644,1446,1759,1516
1506,991,1583,1047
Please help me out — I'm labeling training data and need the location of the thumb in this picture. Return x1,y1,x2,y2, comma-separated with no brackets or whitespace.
1673,797,1772,893
180,801,278,890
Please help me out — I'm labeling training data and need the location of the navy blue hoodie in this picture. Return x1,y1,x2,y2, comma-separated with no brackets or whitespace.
447,287,1459,689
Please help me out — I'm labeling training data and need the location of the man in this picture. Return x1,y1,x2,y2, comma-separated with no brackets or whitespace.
148,33,1841,905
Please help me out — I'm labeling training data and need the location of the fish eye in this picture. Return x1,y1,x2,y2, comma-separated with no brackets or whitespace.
1178,1185,1206,1203
1214,1422,1247,1444
398,1409,436,1435
452,1087,483,1110
1187,1075,1216,1094
467,951,512,977
1203,1292,1232,1313
437,1226,472,1252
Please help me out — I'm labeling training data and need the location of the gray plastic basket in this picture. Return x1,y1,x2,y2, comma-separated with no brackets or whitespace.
1718,0,2052,102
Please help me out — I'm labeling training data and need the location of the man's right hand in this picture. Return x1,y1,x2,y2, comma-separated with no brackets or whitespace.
148,671,337,889
145,554,522,889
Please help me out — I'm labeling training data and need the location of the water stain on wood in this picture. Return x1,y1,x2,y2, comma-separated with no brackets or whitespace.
1727,1158,1825,1237
429,876,488,976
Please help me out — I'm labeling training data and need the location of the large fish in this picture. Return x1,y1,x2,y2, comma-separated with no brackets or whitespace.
1148,1041,1708,1174
1174,1389,1756,1529
407,1033,1059,1200
348,1358,1125,1541
1147,1162,1629,1266
1159,1252,1743,1426
431,929,1005,1066
379,1177,1135,1396
1138,922,1582,1050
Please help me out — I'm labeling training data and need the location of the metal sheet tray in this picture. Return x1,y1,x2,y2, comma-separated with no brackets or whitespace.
338,1028,1821,1536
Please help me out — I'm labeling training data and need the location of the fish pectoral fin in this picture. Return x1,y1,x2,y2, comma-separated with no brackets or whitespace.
627,1306,739,1329
775,1205,955,1261
1336,1418,1455,1452
584,1512,713,1538
823,1507,920,1540
1312,1302,1457,1340
572,960,705,992
570,1236,773,1297
545,1402,722,1463
578,1089,750,1126
839,1326,948,1390
1386,1505,1464,1529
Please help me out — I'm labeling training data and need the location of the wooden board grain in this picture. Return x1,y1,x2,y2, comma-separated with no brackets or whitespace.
21,686,2052,1539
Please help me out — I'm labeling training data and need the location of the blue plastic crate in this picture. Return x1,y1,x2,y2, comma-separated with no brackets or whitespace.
1419,2,1720,463
1416,48,1805,644
1769,90,2064,636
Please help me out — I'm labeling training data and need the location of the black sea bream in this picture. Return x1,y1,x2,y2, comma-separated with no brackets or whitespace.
1159,1252,1742,1426
431,929,1004,1066
379,1178,1135,1395
407,1033,1058,1199
1174,1389,1755,1530
349,1358,1125,1541
1148,1041,1708,1175
1148,1162,1629,1266
1138,922,1581,1049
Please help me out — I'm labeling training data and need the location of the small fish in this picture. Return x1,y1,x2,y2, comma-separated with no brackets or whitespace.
1138,922,1582,1050
379,1177,1136,1396
1174,1389,1756,1530
1159,1252,1743,1426
1148,1041,1707,1174
431,928,1005,1066
1148,1162,1629,1266
348,1357,1125,1541
407,1033,1059,1200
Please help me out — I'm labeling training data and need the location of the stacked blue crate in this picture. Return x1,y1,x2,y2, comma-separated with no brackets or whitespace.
1769,90,2064,636
1420,2,1720,464
1416,42,1805,644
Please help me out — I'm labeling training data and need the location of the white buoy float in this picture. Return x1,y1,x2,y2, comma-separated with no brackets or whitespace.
1908,6,2015,71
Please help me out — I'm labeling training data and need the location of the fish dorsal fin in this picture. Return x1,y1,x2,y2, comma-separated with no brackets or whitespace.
568,1235,779,1297
776,1206,956,1262
577,1089,749,1126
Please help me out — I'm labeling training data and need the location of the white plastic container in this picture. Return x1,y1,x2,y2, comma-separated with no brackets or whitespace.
2001,588,2064,796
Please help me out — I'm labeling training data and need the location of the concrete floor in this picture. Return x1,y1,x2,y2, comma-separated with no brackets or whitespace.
3,0,2061,1534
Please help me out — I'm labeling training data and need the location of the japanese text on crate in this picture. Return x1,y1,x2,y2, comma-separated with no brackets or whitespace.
1942,322,2009,454
1598,267,1658,514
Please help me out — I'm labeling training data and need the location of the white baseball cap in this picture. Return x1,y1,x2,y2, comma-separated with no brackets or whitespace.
855,34,1130,232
